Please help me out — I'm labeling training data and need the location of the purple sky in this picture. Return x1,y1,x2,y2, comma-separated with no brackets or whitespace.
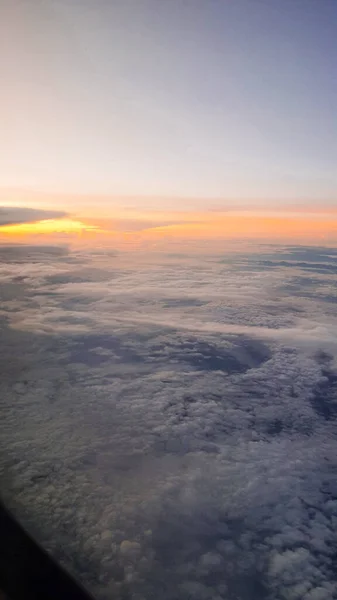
1,0,337,208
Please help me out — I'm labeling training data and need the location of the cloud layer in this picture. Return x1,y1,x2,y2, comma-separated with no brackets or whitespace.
0,243,337,600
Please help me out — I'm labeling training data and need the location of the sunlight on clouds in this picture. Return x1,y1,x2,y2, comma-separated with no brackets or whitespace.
0,218,100,235
0,213,337,251
140,215,337,243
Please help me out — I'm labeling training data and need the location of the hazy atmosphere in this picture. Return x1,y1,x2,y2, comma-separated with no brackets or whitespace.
1,2,337,600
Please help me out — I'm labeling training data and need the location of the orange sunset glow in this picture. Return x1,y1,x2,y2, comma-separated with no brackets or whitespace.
1,211,337,249
141,214,337,241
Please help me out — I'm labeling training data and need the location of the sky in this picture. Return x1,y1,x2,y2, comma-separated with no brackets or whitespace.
1,5,337,597
0,0,337,242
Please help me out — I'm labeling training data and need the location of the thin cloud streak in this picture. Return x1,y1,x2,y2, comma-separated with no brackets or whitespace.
0,206,67,226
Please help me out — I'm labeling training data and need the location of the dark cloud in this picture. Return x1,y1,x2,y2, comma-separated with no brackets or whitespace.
278,246,337,261
163,297,208,308
0,243,70,262
0,206,67,226
0,243,337,599
259,260,337,274
311,368,337,421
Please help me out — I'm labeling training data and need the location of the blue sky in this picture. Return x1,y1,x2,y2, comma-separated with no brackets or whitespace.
1,0,337,207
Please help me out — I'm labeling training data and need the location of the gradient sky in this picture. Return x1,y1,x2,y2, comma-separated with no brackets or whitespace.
1,0,337,211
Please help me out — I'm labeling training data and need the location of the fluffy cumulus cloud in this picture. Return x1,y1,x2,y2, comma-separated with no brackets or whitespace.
0,243,337,600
